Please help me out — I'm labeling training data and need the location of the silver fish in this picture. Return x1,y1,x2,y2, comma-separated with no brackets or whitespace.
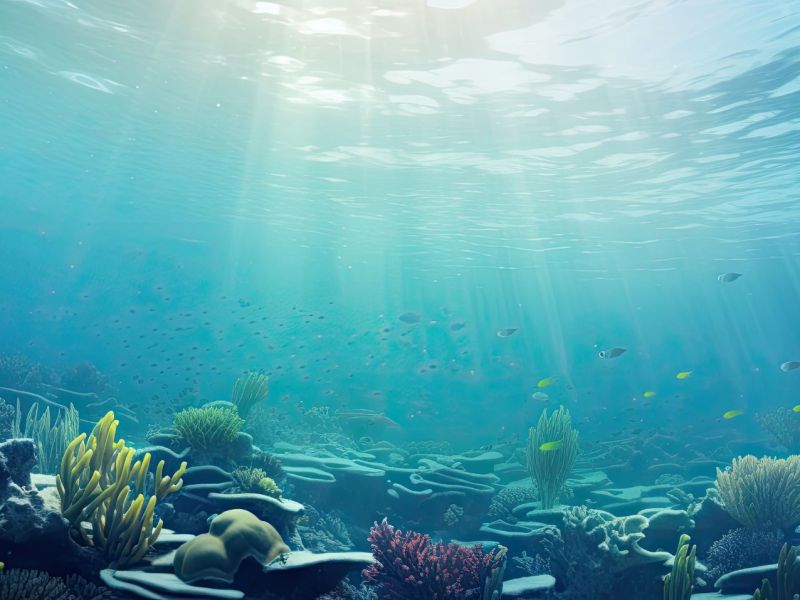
532,391,549,401
399,312,421,324
598,347,627,359
496,328,518,338
780,361,800,372
718,272,742,283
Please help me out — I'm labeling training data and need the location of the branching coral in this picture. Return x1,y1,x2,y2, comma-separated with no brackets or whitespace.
231,467,282,498
172,406,244,451
715,455,800,529
527,406,578,509
363,519,504,599
704,528,784,582
231,371,269,419
298,505,353,552
57,411,187,568
757,409,800,454
0,568,112,599
12,400,79,474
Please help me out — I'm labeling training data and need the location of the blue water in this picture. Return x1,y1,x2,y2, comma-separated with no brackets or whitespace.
1,0,799,450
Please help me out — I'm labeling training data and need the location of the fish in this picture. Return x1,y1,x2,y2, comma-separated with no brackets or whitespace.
722,409,744,420
598,347,626,359
792,405,800,413
780,361,800,372
532,392,549,401
643,391,656,398
537,376,557,388
449,321,466,332
496,328,518,338
718,272,742,283
539,440,563,452
399,312,421,324
675,370,693,380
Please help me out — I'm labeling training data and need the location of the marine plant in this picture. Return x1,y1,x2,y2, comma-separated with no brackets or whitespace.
704,528,784,583
231,466,282,498
172,405,244,451
663,534,696,600
57,411,187,568
12,400,79,474
0,568,112,599
757,409,800,454
715,455,800,529
527,405,578,509
231,370,269,419
363,518,504,599
752,544,800,600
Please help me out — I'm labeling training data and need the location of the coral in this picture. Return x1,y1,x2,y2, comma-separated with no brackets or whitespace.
250,449,285,481
757,409,800,454
663,534,696,600
715,455,800,529
752,543,800,600
527,406,578,509
12,401,79,474
231,371,269,419
362,518,503,599
57,411,187,567
231,466,282,498
173,508,290,584
60,362,110,395
0,397,13,440
510,550,551,577
488,485,538,520
443,503,464,527
0,568,112,599
317,580,378,600
173,406,244,451
704,528,784,582
0,354,60,390
298,505,353,552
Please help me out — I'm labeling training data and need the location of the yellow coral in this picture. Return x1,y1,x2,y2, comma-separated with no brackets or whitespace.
56,411,187,567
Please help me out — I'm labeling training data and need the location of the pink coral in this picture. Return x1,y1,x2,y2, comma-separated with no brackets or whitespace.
363,518,498,599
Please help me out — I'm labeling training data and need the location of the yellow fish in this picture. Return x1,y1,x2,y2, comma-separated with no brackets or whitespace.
537,376,557,388
722,409,744,420
643,391,656,398
676,370,693,380
793,405,800,413
539,440,563,452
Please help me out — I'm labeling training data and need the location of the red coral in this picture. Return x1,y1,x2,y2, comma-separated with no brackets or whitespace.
363,519,498,599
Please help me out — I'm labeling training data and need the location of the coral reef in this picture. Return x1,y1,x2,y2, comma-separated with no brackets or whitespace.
704,528,785,582
231,370,269,419
362,518,504,599
230,466,282,498
757,409,800,454
173,406,245,451
716,455,800,529
12,401,79,474
510,550,551,578
57,411,186,567
60,362,110,396
0,398,13,440
488,485,538,521
527,406,578,509
173,508,290,584
0,568,112,599
298,505,354,553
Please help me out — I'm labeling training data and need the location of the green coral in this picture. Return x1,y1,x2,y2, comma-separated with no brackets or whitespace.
231,371,269,419
231,467,282,498
527,405,579,509
752,544,800,600
12,400,79,474
716,455,800,529
663,534,696,600
173,406,244,450
57,411,186,568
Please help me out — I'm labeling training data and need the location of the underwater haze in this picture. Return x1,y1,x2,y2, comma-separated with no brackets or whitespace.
1,0,800,599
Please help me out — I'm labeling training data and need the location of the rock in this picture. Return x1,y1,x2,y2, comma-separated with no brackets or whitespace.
501,575,556,598
101,569,244,599
715,564,776,594
0,438,36,487
205,493,303,530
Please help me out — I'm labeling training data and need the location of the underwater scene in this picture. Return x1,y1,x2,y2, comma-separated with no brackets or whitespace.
1,0,800,599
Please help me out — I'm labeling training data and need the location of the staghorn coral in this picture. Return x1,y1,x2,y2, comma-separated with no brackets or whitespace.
716,455,800,529
757,409,800,454
704,528,784,583
510,550,551,577
172,406,244,451
230,467,282,499
488,485,538,521
527,406,578,509
0,568,112,599
363,518,503,599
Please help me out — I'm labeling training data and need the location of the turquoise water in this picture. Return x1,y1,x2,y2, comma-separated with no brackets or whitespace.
2,0,799,446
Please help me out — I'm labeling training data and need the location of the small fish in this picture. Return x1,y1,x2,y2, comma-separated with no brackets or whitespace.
449,321,466,332
399,312,421,324
532,391,549,401
722,409,744,420
676,370,693,380
718,272,742,283
537,376,557,388
780,361,800,372
496,328,518,338
643,391,656,398
598,347,626,359
792,405,800,413
539,440,563,452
